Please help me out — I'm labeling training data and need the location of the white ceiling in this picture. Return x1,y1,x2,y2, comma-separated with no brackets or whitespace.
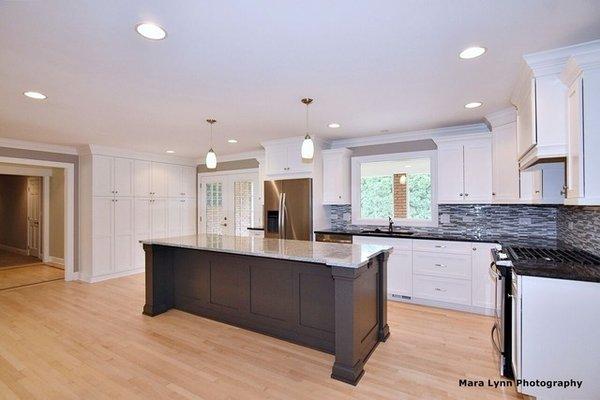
1,1,600,158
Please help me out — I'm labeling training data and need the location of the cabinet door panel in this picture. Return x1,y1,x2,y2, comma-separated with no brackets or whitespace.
167,199,182,237
516,78,537,158
492,122,520,202
567,77,584,199
181,198,197,235
93,156,113,197
134,160,152,197
322,154,342,204
265,144,288,175
151,198,168,239
113,157,134,197
165,164,183,198
93,197,113,275
286,142,312,173
437,145,464,203
151,162,168,197
387,250,412,298
134,198,151,269
471,244,497,309
114,198,134,272
463,141,492,203
182,167,197,198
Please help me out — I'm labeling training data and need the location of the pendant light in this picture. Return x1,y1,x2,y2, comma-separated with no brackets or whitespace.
301,98,315,160
205,118,217,169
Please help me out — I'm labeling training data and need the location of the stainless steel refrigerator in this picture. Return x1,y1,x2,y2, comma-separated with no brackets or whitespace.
264,178,312,241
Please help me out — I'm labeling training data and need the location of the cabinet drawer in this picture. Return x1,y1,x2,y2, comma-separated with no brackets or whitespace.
353,235,412,251
413,275,471,305
412,239,471,254
248,230,264,238
413,252,471,280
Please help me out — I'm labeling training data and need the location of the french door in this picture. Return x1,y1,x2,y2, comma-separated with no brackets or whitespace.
199,172,260,236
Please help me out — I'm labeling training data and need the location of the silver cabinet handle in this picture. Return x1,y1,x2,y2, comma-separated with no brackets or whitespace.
434,288,447,292
435,245,446,248
459,193,463,196
434,263,446,268
464,193,469,197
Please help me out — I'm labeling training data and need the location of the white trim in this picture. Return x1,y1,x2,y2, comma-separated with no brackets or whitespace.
351,150,438,227
484,107,517,128
0,244,28,255
79,267,144,283
46,256,65,269
524,39,600,77
79,144,197,166
0,164,53,177
0,156,76,281
0,137,78,155
389,296,494,316
42,176,50,263
331,123,489,149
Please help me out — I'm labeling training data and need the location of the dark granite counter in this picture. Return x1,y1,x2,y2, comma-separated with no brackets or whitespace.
512,260,600,283
314,229,558,248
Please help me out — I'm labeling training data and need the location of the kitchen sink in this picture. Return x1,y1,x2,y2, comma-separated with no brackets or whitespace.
360,228,415,235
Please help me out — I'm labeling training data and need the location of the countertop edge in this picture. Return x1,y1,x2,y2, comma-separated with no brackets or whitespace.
141,240,392,269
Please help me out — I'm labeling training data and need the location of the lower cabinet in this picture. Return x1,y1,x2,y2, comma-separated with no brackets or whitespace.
353,236,497,314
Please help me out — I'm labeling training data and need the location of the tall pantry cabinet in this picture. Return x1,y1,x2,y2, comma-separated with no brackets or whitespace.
80,151,197,282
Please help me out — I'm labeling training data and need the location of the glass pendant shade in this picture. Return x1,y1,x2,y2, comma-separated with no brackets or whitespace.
301,134,314,160
206,148,217,169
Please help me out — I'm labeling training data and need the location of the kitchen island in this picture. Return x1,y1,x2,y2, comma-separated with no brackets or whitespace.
141,234,392,385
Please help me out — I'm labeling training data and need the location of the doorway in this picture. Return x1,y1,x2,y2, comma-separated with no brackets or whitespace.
27,177,42,258
198,170,260,236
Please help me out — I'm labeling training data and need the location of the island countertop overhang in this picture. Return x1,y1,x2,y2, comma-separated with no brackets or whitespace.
140,234,392,269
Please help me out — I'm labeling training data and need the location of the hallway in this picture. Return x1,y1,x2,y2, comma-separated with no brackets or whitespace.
0,249,63,290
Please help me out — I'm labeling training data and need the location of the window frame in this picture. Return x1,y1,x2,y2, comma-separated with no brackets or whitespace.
351,150,438,227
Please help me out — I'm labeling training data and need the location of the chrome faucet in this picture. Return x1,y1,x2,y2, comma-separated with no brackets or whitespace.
388,216,394,233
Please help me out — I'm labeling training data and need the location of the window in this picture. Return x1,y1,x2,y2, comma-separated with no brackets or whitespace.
352,151,437,226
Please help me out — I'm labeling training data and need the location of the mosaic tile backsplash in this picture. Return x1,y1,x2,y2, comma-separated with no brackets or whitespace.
558,206,600,255
327,204,600,255
326,204,558,240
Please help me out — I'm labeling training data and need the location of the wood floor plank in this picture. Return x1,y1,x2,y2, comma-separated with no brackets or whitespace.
0,274,522,399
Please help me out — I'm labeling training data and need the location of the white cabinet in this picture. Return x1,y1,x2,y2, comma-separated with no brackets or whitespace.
167,198,196,237
562,54,600,205
513,76,537,159
150,162,168,197
92,156,134,197
263,138,313,176
471,243,498,309
491,122,521,203
322,148,352,205
166,165,196,198
248,229,265,238
134,160,152,197
92,196,134,276
181,167,197,198
437,137,492,204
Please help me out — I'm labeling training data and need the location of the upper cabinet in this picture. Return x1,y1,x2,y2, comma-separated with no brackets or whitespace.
262,137,317,176
133,161,195,198
561,46,600,205
322,148,352,205
92,155,134,197
437,135,492,204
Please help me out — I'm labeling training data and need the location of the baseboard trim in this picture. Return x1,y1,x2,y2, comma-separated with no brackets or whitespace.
0,244,29,256
388,295,495,316
46,256,65,269
79,267,144,283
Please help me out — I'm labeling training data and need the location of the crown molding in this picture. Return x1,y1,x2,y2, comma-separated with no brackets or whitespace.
330,123,489,149
523,39,600,77
0,137,78,155
484,107,517,129
79,144,198,166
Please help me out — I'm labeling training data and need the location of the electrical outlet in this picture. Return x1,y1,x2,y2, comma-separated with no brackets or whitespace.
519,217,532,225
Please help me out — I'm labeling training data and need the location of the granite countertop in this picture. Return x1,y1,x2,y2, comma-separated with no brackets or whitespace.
512,260,600,283
314,229,558,247
141,234,391,269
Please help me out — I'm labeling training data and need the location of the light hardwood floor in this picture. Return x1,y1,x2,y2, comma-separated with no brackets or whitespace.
0,264,64,290
0,274,522,400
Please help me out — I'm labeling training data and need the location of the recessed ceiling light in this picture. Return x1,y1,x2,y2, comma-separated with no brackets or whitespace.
328,123,340,129
23,91,47,100
136,23,167,40
165,150,175,154
459,46,486,59
465,102,483,109
227,139,238,143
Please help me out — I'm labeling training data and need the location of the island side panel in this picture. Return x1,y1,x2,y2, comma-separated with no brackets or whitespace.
142,244,175,316
331,253,389,385
377,251,390,341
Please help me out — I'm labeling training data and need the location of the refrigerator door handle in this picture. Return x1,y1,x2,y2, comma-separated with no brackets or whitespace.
277,193,283,238
280,193,286,239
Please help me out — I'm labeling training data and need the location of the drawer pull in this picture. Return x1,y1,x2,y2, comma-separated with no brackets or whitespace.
434,287,447,292
435,245,446,248
434,263,446,268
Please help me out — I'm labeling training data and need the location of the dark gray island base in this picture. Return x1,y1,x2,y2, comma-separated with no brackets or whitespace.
141,236,391,385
